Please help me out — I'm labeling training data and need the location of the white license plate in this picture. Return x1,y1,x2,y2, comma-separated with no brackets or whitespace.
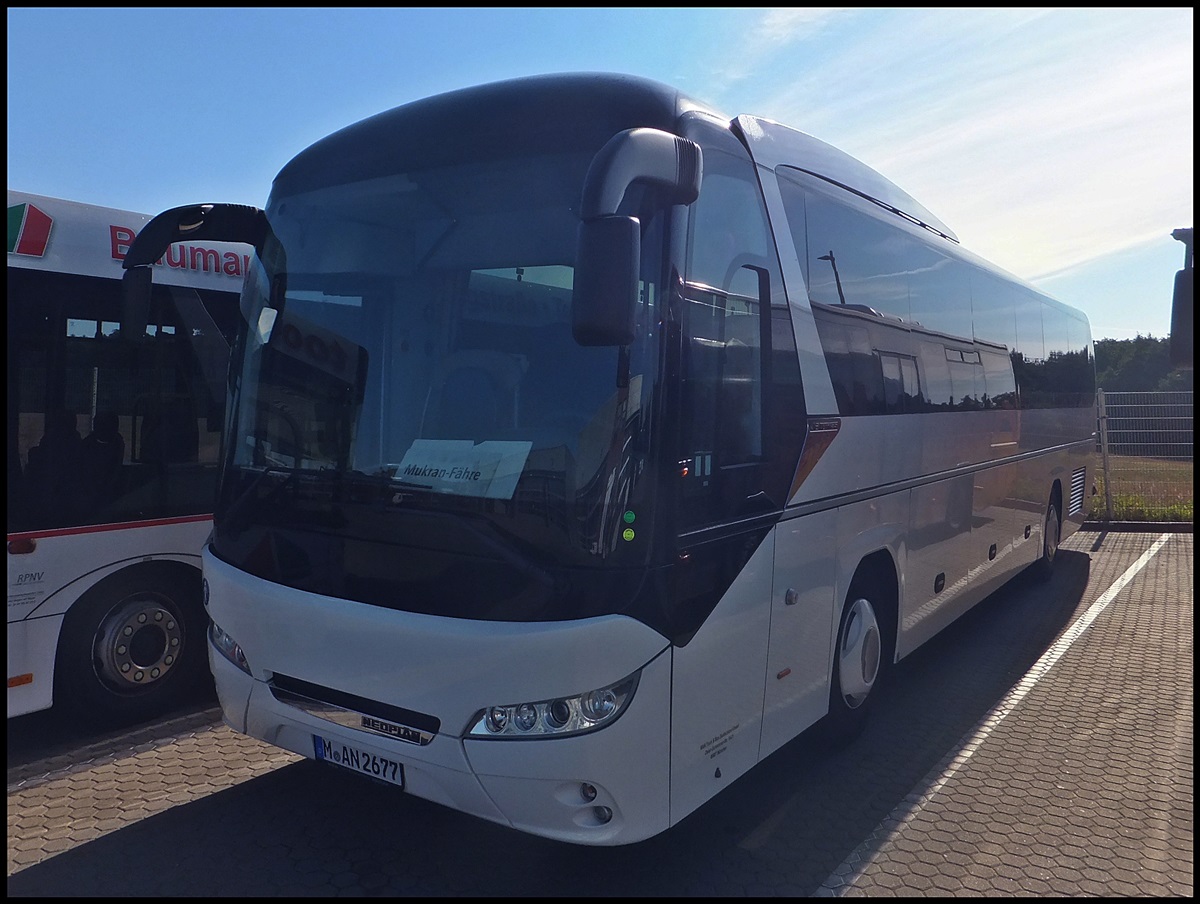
312,734,405,788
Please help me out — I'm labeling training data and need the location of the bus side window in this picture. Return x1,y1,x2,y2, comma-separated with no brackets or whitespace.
23,409,83,528
77,410,125,517
135,395,199,464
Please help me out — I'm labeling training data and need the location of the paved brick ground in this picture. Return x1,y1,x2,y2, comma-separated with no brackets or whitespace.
820,530,1192,896
7,530,1192,896
8,709,300,874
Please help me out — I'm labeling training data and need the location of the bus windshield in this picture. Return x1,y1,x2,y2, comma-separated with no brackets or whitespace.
215,151,665,616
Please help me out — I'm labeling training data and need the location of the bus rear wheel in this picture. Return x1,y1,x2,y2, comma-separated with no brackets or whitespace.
1032,494,1061,581
54,565,208,728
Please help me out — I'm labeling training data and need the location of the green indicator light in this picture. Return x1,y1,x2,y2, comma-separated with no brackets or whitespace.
623,510,636,524
622,528,635,542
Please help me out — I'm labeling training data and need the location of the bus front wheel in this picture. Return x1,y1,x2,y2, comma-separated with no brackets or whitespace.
823,589,883,744
54,564,209,728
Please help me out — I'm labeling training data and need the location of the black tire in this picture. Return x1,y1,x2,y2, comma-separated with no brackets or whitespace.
822,584,885,745
1031,495,1061,582
54,564,208,729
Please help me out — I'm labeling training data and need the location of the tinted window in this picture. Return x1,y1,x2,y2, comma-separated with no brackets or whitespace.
776,169,1082,416
795,184,911,320
8,268,235,531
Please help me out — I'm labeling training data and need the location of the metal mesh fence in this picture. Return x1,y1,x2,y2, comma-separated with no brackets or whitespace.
1094,390,1194,523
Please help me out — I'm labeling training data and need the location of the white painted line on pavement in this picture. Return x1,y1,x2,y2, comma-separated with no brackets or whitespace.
818,532,1174,896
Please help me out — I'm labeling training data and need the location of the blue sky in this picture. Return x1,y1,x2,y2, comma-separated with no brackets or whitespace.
7,7,1193,340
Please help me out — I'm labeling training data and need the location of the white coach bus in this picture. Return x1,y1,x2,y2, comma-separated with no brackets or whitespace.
7,191,243,725
122,74,1096,843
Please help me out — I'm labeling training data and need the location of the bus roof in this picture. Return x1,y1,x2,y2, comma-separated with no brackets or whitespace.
273,72,722,198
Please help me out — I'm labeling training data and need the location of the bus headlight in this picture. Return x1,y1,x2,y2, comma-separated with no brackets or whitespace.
209,621,251,675
467,673,639,739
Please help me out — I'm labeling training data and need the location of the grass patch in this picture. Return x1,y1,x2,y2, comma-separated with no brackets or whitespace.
1090,455,1194,522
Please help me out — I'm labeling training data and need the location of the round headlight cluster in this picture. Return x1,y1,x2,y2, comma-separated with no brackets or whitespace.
484,706,509,733
580,687,617,721
209,621,250,675
467,674,639,739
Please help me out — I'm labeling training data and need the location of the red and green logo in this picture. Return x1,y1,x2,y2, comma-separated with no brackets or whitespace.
7,202,54,256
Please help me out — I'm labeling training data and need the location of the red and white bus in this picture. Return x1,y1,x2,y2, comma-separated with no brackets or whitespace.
7,190,245,725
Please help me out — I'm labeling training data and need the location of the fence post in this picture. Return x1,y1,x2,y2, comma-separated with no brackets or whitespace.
1097,388,1113,521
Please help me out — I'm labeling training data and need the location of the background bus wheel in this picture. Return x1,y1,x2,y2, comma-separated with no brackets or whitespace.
823,590,883,745
54,564,208,729
1032,494,1061,582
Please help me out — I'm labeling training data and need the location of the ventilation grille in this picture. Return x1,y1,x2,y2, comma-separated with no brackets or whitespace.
1069,467,1087,516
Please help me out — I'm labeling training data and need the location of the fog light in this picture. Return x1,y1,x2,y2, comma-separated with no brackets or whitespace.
580,782,597,803
593,806,612,824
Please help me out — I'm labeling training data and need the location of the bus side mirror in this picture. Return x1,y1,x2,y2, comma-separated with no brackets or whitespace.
1171,268,1193,369
572,128,702,346
1176,266,1195,367
121,265,153,341
1170,227,1193,370
573,216,640,346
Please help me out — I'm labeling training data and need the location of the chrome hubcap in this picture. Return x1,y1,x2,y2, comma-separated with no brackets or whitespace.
94,599,182,690
838,597,881,708
1045,505,1060,563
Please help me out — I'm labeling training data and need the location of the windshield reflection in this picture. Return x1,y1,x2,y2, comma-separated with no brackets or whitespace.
219,156,662,566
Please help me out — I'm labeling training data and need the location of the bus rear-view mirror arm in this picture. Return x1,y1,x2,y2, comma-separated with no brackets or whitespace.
120,265,154,341
573,128,703,346
121,203,271,340
122,203,269,269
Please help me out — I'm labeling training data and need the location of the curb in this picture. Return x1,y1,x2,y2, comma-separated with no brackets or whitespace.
1082,521,1193,533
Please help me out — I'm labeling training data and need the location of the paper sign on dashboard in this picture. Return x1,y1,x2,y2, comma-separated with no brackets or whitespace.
392,439,532,499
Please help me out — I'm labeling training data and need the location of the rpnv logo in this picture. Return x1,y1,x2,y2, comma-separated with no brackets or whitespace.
7,202,53,257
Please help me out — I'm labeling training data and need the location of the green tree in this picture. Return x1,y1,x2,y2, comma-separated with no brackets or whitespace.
1094,335,1193,391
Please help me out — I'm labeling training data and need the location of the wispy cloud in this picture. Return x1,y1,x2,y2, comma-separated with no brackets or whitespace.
748,7,853,48
727,9,1194,282
710,7,857,85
